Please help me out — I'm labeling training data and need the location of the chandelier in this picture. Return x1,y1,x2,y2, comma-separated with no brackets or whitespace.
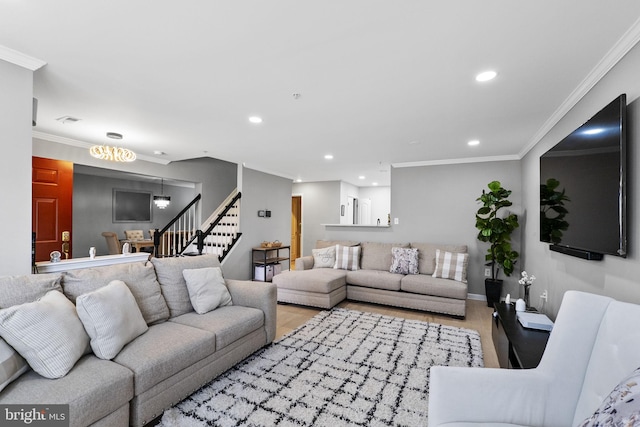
89,145,136,162
154,178,171,209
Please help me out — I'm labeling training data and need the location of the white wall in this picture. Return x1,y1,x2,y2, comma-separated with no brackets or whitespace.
0,60,33,274
521,41,640,317
360,186,391,226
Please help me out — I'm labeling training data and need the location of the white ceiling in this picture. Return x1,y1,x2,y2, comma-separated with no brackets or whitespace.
3,1,640,187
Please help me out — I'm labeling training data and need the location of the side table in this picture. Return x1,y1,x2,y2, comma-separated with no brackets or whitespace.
492,302,550,369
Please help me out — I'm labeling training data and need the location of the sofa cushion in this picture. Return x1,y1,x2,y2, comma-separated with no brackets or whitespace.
433,250,469,283
0,354,134,427
0,290,90,379
113,321,215,395
390,247,419,275
76,280,149,360
0,338,29,393
182,267,233,314
272,269,347,293
334,245,360,271
400,274,467,300
315,240,359,249
0,273,62,308
360,242,410,271
312,246,336,268
61,262,169,325
150,255,221,318
410,243,468,275
171,305,264,350
346,270,403,291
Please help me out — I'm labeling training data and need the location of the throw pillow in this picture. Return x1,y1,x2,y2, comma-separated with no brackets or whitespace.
578,366,640,427
76,280,149,360
390,247,419,275
0,338,29,392
0,290,90,379
432,249,469,282
334,245,360,271
182,267,233,314
312,246,336,269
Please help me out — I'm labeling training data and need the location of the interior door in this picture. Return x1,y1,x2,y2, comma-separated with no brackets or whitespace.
32,157,73,262
291,196,302,268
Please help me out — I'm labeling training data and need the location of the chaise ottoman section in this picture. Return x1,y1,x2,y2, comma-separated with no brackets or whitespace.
273,269,347,308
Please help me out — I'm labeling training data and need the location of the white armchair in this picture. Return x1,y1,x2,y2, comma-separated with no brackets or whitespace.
429,291,640,426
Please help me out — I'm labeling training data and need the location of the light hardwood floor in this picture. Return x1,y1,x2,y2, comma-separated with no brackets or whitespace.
276,299,500,368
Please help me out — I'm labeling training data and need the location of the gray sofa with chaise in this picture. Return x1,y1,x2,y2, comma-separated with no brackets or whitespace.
273,240,469,317
0,255,276,427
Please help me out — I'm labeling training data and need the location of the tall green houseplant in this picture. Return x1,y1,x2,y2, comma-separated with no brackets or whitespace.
476,181,519,306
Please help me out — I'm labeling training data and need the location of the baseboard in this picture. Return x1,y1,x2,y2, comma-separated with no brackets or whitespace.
467,293,486,302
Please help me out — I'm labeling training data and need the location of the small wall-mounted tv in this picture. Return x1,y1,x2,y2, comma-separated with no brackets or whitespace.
539,94,627,260
113,189,152,223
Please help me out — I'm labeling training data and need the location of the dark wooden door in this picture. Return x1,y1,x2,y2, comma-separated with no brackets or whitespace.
32,157,73,262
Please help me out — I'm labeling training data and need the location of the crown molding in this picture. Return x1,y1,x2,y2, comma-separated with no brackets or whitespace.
519,16,640,159
0,45,46,71
32,131,170,165
392,154,521,168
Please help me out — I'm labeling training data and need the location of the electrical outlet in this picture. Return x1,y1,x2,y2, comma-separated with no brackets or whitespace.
484,267,491,277
394,218,399,225
541,290,548,301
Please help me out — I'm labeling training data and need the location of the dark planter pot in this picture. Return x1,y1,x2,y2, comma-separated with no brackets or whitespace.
485,278,503,307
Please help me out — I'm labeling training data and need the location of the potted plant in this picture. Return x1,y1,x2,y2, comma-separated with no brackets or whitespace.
475,181,520,307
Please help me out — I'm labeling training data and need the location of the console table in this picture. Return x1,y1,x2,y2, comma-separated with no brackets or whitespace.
492,302,550,369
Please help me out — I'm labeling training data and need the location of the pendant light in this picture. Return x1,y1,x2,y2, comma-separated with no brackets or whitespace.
154,178,171,209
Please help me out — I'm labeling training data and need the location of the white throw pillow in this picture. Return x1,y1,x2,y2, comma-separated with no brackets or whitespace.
432,249,469,282
182,267,233,314
76,280,148,360
0,338,29,392
0,290,90,379
312,246,336,269
334,245,360,271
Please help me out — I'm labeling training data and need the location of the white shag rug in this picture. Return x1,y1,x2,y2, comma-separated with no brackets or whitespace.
158,308,483,426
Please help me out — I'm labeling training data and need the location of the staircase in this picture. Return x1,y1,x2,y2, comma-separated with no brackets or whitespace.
153,189,242,262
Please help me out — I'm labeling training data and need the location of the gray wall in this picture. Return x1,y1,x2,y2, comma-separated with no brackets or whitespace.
520,40,640,317
222,167,293,280
0,60,33,275
73,173,197,257
292,181,341,256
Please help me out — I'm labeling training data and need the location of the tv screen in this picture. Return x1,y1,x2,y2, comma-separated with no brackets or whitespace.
113,189,152,222
540,94,627,259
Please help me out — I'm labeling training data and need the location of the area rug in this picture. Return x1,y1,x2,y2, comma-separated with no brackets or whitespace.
158,308,483,426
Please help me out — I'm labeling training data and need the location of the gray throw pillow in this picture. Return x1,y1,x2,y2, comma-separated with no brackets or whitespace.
76,280,148,360
182,267,233,314
0,290,90,379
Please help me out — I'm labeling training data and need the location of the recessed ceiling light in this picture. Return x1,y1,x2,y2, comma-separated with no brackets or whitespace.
372,182,378,186
249,116,263,124
475,71,497,82
468,140,480,146
153,150,166,155
295,179,302,183
358,176,365,180
324,154,333,160
106,132,123,140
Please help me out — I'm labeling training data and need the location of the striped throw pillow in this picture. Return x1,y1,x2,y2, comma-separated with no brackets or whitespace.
432,250,468,282
334,245,360,271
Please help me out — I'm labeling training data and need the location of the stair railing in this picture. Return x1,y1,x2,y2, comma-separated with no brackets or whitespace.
152,194,201,257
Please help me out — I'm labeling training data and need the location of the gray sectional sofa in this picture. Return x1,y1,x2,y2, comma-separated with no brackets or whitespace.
0,255,276,427
273,240,469,317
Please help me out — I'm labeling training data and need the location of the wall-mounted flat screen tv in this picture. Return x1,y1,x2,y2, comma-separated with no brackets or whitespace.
539,94,627,260
113,189,152,222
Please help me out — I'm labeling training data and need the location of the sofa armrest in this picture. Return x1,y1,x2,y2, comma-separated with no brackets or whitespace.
428,366,549,427
225,280,277,344
295,256,314,270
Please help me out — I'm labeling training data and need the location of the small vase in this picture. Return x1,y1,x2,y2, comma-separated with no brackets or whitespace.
524,285,531,309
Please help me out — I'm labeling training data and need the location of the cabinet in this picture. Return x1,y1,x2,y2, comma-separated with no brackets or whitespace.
492,302,550,369
251,246,290,282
